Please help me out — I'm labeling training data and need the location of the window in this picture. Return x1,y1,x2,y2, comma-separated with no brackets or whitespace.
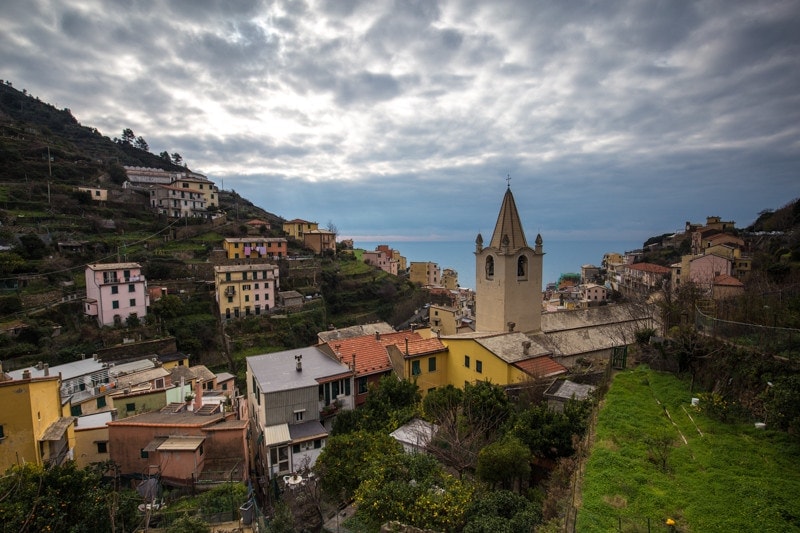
485,256,494,278
129,284,135,293
126,402,135,412
111,285,118,294
123,270,131,279
314,439,322,449
517,255,528,278
245,295,250,302
140,449,149,459
293,444,301,454
270,445,290,473
97,396,106,409
129,298,136,306
476,360,483,373
428,357,437,372
464,355,470,368
112,300,119,309
225,273,231,281
412,360,421,376
294,410,305,422
97,442,108,454
358,376,368,394
71,405,82,416
227,296,233,304
0,425,5,439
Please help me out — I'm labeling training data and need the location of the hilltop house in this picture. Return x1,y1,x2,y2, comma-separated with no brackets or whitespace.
283,219,318,240
223,237,288,260
214,263,280,319
84,262,150,326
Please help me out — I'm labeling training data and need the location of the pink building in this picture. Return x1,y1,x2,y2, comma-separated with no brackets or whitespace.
689,254,733,292
107,403,248,487
362,249,399,275
84,263,150,326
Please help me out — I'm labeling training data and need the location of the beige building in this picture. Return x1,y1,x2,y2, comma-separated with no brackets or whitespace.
283,219,319,240
173,173,219,208
304,229,336,255
475,187,544,334
77,186,108,202
441,268,459,290
409,261,441,287
214,263,280,319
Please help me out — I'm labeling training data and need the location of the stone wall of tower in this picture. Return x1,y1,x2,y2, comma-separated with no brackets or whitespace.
475,246,543,334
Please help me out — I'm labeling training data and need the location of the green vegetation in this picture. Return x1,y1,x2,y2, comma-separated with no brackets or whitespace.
579,366,800,532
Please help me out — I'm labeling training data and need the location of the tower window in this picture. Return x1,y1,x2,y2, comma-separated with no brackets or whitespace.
485,256,494,279
517,255,528,278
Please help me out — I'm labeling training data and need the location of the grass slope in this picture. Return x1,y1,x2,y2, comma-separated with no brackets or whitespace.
579,366,800,532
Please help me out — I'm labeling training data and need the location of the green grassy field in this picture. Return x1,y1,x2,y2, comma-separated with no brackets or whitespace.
579,366,800,532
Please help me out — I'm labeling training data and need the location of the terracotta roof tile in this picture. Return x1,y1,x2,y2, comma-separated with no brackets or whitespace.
628,262,671,274
514,356,567,378
714,274,744,287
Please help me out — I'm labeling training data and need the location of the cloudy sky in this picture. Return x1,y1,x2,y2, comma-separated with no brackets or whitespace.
2,0,799,245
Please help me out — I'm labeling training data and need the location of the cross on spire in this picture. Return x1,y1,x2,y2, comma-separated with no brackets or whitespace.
506,174,511,188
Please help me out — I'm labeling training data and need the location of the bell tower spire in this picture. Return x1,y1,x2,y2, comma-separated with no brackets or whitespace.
475,186,543,334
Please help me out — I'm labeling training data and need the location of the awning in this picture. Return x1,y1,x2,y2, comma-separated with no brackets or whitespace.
40,417,75,441
157,436,205,451
143,436,168,452
263,423,291,447
288,420,327,442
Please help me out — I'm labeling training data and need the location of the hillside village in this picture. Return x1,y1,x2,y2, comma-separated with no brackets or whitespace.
1,82,799,531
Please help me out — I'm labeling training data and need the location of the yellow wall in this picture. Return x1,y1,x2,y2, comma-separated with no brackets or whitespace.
409,352,448,395
74,426,110,468
440,338,530,388
0,377,64,470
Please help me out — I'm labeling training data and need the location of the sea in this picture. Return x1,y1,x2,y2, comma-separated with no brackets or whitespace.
355,239,643,290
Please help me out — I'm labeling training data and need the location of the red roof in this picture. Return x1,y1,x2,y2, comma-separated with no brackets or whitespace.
714,274,743,287
628,262,671,274
514,356,567,378
324,331,447,377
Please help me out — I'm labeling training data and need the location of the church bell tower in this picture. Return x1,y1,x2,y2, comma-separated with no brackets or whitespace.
475,187,543,334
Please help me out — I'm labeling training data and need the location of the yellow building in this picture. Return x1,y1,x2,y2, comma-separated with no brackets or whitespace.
409,261,440,286
73,411,112,468
173,173,218,208
429,305,459,336
441,268,459,290
0,374,76,470
304,229,337,255
283,218,319,240
387,337,449,396
223,237,288,259
214,263,280,319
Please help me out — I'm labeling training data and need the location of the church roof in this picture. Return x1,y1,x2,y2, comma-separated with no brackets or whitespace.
489,188,528,250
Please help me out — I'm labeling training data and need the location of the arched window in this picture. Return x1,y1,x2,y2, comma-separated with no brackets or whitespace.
517,255,528,278
485,256,494,279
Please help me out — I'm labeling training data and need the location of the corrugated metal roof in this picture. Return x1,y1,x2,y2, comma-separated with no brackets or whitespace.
263,423,291,446
143,436,168,452
40,417,75,441
157,436,205,451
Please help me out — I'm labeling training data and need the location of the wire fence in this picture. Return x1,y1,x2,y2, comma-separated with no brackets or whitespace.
695,306,800,356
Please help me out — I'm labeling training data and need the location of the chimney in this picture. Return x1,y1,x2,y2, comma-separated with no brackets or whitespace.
194,379,203,411
43,363,49,376
37,361,43,370
295,354,302,372
522,341,531,356
22,369,31,380
405,338,409,356
507,321,516,332
375,331,381,341
351,353,356,371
